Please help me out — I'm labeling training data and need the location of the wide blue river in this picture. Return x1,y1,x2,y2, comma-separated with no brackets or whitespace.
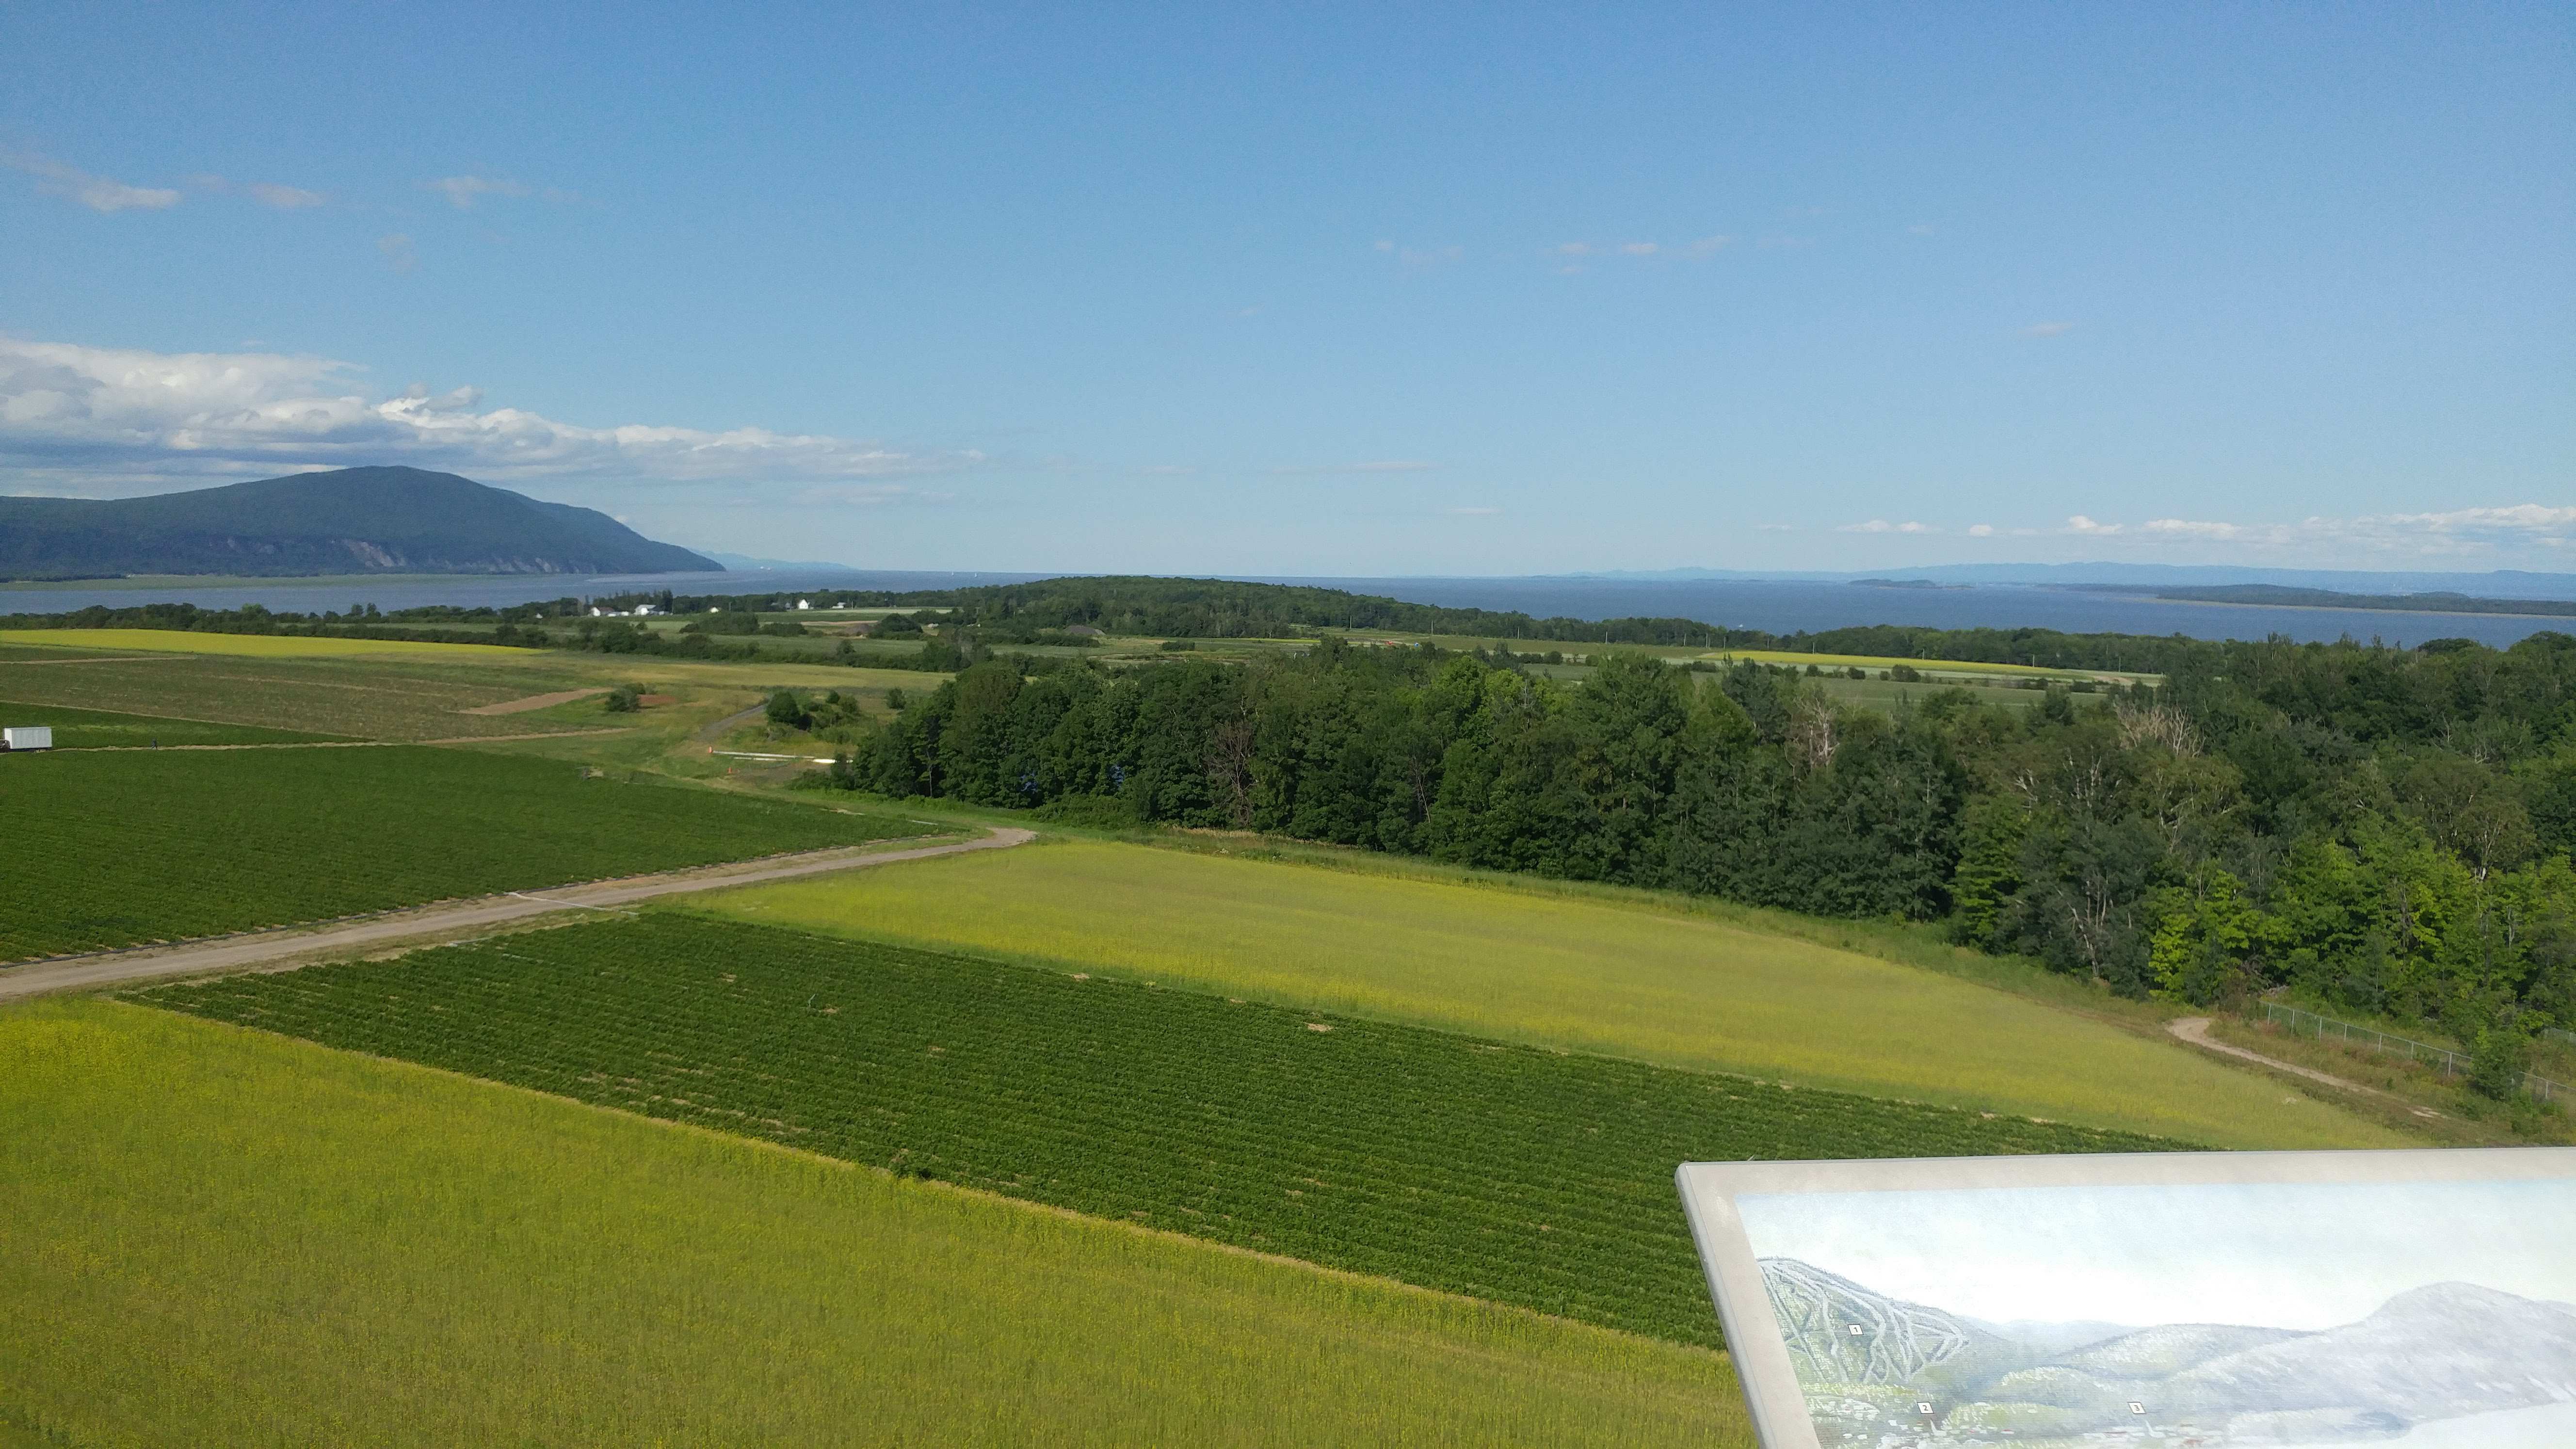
0,568,2565,649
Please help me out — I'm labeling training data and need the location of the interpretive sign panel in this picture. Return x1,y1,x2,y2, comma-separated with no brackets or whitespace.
1676,1147,2576,1448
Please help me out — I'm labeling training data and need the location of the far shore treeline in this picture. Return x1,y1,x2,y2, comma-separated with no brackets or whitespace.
9,576,2574,1080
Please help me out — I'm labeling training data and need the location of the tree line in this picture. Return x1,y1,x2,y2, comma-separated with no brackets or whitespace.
821,630,2576,1090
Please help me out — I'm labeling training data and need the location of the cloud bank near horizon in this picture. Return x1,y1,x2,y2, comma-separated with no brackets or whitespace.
0,338,977,494
1824,508,2576,561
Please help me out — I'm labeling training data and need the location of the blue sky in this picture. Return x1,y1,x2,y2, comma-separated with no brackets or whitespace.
3,3,2569,574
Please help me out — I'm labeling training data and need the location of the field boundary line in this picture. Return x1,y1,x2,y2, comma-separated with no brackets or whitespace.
124,1000,1734,1364
0,826,1032,1002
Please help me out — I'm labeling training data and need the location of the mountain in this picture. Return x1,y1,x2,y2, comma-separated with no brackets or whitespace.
0,467,720,580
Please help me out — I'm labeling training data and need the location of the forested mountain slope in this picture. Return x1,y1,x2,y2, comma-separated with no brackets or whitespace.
0,466,717,579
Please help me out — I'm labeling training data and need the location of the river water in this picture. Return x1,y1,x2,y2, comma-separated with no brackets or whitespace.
0,569,2566,649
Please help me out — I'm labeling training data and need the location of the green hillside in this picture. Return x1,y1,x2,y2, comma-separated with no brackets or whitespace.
0,466,718,579
0,1000,1749,1448
700,840,2405,1149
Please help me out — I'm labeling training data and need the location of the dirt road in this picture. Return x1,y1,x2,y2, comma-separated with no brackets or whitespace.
2167,1016,2369,1091
0,826,1033,1003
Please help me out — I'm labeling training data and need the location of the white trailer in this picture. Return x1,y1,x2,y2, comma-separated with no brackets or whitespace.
3,726,54,751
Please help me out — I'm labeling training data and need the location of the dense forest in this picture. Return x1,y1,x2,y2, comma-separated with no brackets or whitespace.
833,628,2576,1082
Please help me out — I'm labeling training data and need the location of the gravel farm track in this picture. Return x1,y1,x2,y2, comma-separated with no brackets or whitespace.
0,826,1034,1003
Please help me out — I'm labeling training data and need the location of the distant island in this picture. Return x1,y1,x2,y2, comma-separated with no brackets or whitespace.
2081,582,2576,618
0,466,719,581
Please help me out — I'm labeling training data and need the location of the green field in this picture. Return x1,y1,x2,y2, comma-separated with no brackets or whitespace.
0,644,952,744
0,650,610,739
0,627,533,658
0,999,1749,1447
145,915,2172,1345
0,747,925,960
0,698,344,747
700,840,2401,1149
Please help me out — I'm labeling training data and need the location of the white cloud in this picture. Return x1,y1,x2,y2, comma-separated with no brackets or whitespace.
2040,506,2576,558
1619,241,1658,256
377,234,418,272
0,337,976,492
2,147,179,212
1906,223,1938,237
248,182,326,209
1840,519,1935,534
2143,517,2243,539
1966,523,1994,537
1684,234,1732,258
1553,242,1594,257
426,175,533,209
2021,321,2077,338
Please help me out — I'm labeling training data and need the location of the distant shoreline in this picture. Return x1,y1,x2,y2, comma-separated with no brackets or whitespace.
2121,593,2576,625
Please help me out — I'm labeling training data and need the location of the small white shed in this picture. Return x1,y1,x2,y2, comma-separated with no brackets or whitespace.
4,726,54,751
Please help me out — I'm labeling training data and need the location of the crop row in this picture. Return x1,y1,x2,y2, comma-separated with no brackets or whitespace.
144,915,2183,1346
0,749,920,961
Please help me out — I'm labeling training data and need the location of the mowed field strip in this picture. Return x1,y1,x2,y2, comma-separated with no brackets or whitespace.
0,747,932,960
145,915,2169,1345
700,841,2401,1149
0,699,346,746
0,628,535,658
0,1000,1751,1448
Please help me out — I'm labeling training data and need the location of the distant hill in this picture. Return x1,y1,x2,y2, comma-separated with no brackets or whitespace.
0,467,720,580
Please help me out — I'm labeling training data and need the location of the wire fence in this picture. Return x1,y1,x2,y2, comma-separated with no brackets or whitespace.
2257,1001,2567,1106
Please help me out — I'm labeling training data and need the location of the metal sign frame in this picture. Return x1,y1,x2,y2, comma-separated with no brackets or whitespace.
1675,1146,2576,1449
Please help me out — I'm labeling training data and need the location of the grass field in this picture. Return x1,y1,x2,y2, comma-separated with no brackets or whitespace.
699,840,2401,1150
0,651,609,738
146,915,2173,1345
0,999,1750,1447
0,698,343,746
0,747,925,960
0,646,950,743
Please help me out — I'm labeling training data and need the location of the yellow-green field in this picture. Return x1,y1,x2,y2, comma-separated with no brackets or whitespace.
0,628,533,658
0,1000,1749,1448
696,840,2400,1150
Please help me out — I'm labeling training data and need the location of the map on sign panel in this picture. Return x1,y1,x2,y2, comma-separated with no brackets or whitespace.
1678,1151,2576,1449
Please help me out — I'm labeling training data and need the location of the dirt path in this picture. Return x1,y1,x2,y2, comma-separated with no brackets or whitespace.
695,703,768,745
2168,1016,2370,1092
0,826,1035,1003
462,687,610,715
